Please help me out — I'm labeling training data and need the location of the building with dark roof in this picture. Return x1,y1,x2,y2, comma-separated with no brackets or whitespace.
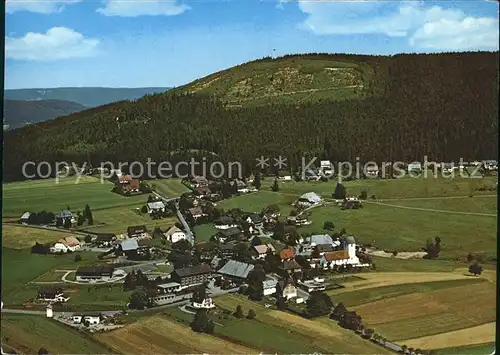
170,264,213,287
217,260,254,281
76,266,115,282
127,225,148,238
212,227,244,244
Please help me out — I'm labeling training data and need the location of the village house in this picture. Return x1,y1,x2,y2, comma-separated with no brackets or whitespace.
407,162,422,174
147,201,165,215
170,264,213,288
214,216,238,229
364,165,379,178
316,236,367,269
287,215,312,226
303,168,319,181
119,238,152,257
190,176,209,188
279,248,296,261
263,279,278,296
297,279,326,293
245,213,263,226
217,260,254,283
20,212,31,225
219,243,239,258
75,266,115,282
37,287,69,303
194,186,212,197
320,160,334,175
232,179,248,193
276,279,298,301
50,242,68,253
252,244,276,259
187,207,207,220
116,175,141,195
164,226,187,244
55,210,75,226
212,227,244,244
296,192,323,207
127,225,149,239
57,236,81,251
278,259,303,279
156,282,182,294
95,233,117,247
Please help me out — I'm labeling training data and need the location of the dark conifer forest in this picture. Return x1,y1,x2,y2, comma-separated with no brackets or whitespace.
3,52,498,181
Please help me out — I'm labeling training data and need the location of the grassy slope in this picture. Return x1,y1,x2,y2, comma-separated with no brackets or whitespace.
2,224,83,249
332,278,488,307
434,342,496,355
1,314,114,354
171,56,376,107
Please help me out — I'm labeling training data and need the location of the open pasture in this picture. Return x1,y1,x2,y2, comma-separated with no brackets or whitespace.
150,178,191,197
97,314,259,354
261,175,497,200
2,176,144,216
1,314,113,354
353,281,496,341
217,190,296,215
2,224,82,249
298,202,497,260
81,206,178,235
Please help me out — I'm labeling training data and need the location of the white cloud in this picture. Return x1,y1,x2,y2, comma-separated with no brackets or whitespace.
297,0,499,50
6,0,81,14
97,0,190,17
5,27,100,61
410,17,499,50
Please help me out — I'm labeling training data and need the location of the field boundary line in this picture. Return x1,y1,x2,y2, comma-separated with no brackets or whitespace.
363,200,497,217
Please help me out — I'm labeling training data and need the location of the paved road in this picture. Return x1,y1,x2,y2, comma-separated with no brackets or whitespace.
153,191,194,245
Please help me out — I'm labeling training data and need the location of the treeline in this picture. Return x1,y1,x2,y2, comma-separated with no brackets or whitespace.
3,52,498,182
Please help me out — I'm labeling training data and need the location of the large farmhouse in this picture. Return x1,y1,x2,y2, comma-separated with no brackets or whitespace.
170,264,213,287
75,267,115,282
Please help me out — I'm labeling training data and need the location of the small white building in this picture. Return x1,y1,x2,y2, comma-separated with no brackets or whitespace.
263,280,277,296
50,243,68,253
164,226,187,244
72,314,101,325
214,217,238,230
192,297,215,309
46,305,53,318
297,192,323,206
147,201,166,214
20,212,31,225
157,282,182,294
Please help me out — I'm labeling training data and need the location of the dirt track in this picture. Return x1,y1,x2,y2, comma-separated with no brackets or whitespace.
400,322,496,349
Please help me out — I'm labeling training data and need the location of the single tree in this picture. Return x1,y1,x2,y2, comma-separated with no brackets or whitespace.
246,264,266,301
190,309,210,332
466,253,475,263
323,221,335,231
38,348,49,355
306,291,332,317
74,254,82,262
332,182,346,199
129,287,150,310
204,320,215,334
272,178,279,192
254,172,261,190
247,309,256,319
234,305,244,318
468,261,483,276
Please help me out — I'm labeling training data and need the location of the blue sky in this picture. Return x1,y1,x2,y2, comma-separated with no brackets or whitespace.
5,0,499,89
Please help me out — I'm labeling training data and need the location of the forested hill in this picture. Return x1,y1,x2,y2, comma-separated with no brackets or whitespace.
4,52,498,182
3,99,86,131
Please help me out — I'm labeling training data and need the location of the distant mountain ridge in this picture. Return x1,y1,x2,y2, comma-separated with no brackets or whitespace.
3,99,86,130
4,87,171,108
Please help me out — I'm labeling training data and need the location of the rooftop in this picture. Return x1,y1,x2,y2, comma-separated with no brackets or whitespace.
157,282,181,289
310,234,333,246
120,238,139,251
172,264,213,278
299,192,322,203
147,201,165,209
218,260,254,279
254,244,275,254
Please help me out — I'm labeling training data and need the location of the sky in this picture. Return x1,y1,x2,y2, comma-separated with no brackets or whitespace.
4,0,499,89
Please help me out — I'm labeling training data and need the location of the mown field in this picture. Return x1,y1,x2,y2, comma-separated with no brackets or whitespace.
1,314,115,354
2,176,186,234
2,224,83,249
